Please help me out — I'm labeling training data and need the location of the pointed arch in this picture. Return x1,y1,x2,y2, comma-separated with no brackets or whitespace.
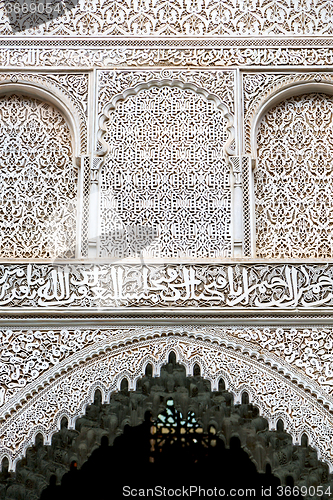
1,356,333,499
96,78,234,259
1,335,333,473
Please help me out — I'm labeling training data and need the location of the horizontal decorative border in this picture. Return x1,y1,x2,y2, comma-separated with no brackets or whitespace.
2,0,333,38
1,263,333,309
3,37,333,46
2,46,333,67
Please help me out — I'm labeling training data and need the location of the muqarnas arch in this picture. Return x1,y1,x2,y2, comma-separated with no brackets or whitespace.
1,352,333,500
1,335,333,476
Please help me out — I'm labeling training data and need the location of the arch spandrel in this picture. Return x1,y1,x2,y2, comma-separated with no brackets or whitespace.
1,335,333,474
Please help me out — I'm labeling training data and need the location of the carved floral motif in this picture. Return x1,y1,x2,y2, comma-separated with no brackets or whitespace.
99,82,232,258
2,0,333,36
0,95,77,259
1,337,333,472
255,93,333,259
98,70,235,116
2,326,333,411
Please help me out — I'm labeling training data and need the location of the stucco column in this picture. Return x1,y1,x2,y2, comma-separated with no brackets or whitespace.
230,155,243,257
88,157,103,258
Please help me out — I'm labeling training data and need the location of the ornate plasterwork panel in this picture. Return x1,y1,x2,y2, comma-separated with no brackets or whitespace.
1,335,333,472
2,0,333,36
2,263,333,308
4,45,333,68
97,70,235,119
255,93,333,259
0,94,77,259
98,71,234,259
0,72,88,154
2,325,333,412
244,72,333,154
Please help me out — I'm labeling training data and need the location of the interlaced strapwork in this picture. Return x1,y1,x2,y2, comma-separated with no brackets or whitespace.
0,95,77,259
255,93,333,259
100,86,231,258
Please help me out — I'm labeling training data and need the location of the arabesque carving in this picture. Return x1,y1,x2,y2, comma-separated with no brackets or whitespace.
0,94,77,259
97,70,235,117
2,325,333,413
2,0,333,36
244,72,333,154
0,72,88,153
98,79,233,258
1,337,333,473
255,93,333,259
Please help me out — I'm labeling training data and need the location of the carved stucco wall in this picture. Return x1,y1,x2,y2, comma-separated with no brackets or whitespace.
98,77,234,259
2,0,333,36
1,2,333,484
2,326,333,475
2,331,333,473
0,94,77,259
255,92,333,259
2,69,333,476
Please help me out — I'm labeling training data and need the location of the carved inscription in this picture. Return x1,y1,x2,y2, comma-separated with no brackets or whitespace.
3,47,333,68
0,263,333,308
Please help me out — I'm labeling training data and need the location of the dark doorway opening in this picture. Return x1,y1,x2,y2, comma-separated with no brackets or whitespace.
40,403,289,500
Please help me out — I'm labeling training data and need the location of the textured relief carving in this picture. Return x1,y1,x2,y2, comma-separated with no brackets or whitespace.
3,325,333,413
244,72,333,154
97,70,235,117
99,81,233,258
3,47,333,68
2,362,333,499
1,263,333,307
0,328,115,407
2,0,333,36
0,72,88,154
255,93,333,259
0,95,77,259
234,326,333,392
1,337,333,472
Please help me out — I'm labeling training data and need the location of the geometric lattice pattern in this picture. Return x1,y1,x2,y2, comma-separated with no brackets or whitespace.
0,95,77,259
100,85,231,258
255,93,333,259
